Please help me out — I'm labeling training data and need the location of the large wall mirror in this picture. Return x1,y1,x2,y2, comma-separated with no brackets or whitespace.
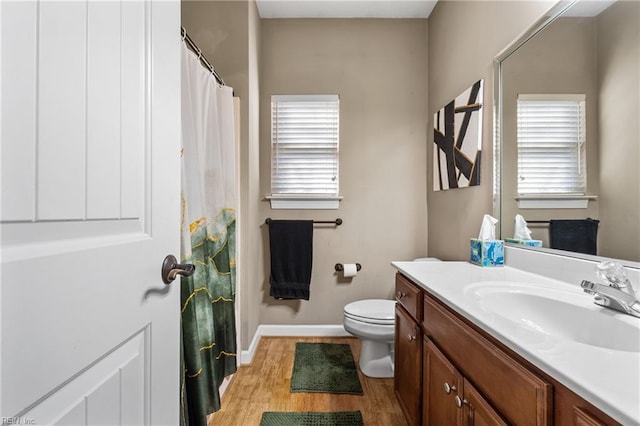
495,0,639,265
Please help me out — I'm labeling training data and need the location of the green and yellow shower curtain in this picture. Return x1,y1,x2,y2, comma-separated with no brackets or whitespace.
180,42,237,426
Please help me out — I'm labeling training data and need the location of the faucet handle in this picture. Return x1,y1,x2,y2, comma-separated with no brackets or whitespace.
596,261,629,288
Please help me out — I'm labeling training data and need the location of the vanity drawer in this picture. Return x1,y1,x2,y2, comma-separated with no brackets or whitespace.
395,273,422,321
423,293,552,426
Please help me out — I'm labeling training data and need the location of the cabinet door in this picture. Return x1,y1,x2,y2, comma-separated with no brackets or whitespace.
573,407,606,426
423,338,463,426
424,294,552,425
463,378,508,426
395,305,422,426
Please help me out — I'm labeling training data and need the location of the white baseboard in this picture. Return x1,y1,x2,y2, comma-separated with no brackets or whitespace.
218,375,232,395
240,324,350,365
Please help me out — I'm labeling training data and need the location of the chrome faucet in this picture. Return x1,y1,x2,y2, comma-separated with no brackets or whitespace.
581,261,640,318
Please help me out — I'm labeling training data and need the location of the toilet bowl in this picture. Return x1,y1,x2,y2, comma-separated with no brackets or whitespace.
343,299,396,378
343,260,440,378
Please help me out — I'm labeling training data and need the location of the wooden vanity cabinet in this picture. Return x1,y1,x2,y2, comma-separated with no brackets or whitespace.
424,338,507,426
394,274,423,426
423,293,552,425
395,272,622,426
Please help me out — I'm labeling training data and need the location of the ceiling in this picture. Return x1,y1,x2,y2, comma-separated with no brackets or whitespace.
256,0,438,19
255,0,621,20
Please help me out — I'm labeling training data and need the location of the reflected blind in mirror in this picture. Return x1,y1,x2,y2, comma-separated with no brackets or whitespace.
271,95,339,195
517,94,586,194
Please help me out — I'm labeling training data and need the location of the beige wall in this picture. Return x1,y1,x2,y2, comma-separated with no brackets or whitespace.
182,1,249,98
426,1,554,260
259,19,428,325
501,17,600,244
181,0,570,348
597,1,640,261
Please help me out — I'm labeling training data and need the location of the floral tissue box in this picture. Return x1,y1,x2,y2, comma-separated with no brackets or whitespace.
470,238,504,267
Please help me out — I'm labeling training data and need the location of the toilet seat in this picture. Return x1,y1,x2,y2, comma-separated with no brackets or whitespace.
344,299,395,325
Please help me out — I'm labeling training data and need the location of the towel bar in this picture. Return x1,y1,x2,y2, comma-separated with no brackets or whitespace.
265,218,342,226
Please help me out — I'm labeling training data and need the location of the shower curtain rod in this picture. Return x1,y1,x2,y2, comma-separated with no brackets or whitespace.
181,27,226,86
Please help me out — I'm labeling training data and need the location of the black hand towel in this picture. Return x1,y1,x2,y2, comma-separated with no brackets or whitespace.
268,220,313,300
549,219,599,255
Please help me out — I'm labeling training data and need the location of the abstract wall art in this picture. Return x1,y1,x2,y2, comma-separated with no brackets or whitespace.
433,79,483,191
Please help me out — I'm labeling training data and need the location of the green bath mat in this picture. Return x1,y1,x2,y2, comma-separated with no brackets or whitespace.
290,342,363,395
260,411,364,426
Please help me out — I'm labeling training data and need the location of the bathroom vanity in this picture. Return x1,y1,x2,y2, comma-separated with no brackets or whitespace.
392,261,639,426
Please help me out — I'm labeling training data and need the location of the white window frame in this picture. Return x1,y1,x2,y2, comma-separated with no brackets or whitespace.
515,94,593,209
269,94,341,209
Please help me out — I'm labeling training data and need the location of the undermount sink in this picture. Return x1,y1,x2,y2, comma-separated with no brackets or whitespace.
464,281,640,353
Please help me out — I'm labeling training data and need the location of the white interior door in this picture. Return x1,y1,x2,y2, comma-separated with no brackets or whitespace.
0,1,181,424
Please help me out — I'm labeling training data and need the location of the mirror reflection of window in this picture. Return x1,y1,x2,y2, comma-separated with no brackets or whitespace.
516,94,586,195
497,0,639,262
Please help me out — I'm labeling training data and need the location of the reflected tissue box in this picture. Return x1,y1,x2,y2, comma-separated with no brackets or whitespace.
470,239,504,267
505,238,543,247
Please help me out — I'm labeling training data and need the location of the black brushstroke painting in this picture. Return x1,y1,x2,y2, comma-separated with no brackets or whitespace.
433,80,483,191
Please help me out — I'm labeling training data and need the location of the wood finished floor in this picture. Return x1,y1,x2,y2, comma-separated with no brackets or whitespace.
208,336,409,426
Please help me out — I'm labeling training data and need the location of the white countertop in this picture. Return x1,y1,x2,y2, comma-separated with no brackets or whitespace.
391,261,640,426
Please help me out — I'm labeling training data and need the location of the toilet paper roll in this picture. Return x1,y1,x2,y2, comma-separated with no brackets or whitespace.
343,263,358,278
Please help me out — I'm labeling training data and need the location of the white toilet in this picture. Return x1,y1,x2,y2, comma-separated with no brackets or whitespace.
343,258,440,378
343,299,396,378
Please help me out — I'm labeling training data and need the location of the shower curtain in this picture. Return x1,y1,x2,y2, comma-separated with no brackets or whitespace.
180,42,237,426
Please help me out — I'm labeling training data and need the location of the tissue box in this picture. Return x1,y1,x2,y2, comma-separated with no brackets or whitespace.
470,239,504,267
505,238,543,248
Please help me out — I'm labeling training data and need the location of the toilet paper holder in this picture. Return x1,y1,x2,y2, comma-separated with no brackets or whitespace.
335,263,362,272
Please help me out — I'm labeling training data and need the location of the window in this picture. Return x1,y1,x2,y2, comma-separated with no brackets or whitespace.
270,95,340,209
517,94,586,195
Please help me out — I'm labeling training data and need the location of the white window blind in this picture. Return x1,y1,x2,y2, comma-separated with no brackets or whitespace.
271,95,339,196
517,94,586,195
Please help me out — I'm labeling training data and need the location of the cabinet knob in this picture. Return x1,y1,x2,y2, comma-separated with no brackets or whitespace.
455,395,468,408
397,291,406,300
408,334,416,342
444,382,457,394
